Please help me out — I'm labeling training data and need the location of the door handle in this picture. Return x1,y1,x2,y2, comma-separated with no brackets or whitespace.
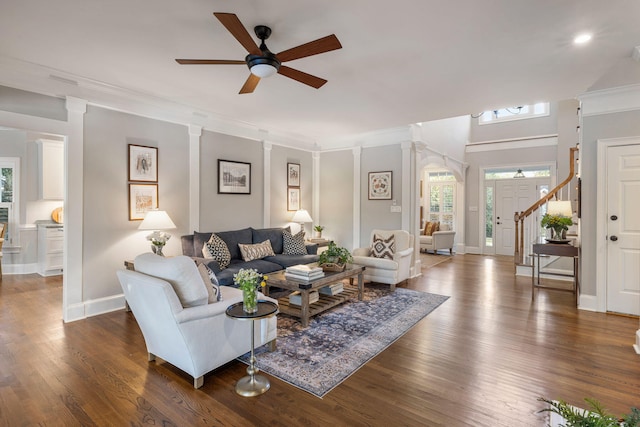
611,215,618,221
610,235,618,241
497,222,501,225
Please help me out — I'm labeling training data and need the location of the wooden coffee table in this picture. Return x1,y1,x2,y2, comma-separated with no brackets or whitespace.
264,264,365,327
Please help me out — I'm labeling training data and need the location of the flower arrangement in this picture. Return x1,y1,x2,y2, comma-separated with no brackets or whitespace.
233,268,267,313
541,213,573,239
146,231,171,256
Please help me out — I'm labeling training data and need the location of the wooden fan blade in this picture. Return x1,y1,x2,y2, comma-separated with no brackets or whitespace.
175,59,246,65
239,74,260,94
277,34,342,62
213,12,261,55
278,66,327,89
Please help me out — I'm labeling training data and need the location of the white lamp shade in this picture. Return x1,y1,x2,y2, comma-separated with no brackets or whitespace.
250,63,278,78
547,200,572,217
291,209,313,223
138,210,176,230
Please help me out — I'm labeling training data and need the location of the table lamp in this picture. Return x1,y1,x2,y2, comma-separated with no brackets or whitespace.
547,200,572,217
138,209,176,256
291,209,313,236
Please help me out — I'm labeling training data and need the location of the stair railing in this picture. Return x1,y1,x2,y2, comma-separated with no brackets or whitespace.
514,146,578,266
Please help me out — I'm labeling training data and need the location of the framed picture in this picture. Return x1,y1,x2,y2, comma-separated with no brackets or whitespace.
287,187,300,211
129,184,158,220
368,171,392,200
218,159,251,194
287,163,300,187
128,144,158,182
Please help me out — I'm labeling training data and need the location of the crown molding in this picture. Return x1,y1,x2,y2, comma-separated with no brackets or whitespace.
0,55,317,150
578,83,640,117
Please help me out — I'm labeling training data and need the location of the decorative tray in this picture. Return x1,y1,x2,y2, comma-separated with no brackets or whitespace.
545,238,572,244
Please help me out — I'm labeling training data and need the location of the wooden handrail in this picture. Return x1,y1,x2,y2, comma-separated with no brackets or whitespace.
513,146,578,265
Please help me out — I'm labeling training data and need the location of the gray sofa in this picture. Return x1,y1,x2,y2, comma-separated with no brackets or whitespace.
181,227,318,286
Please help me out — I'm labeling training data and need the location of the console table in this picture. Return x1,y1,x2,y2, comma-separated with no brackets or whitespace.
532,242,579,305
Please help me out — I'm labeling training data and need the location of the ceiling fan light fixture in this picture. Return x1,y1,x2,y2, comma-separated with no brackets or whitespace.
246,53,281,78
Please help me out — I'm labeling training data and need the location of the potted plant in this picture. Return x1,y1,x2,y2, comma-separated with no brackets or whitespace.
313,225,324,239
541,213,573,240
318,242,353,272
538,397,640,426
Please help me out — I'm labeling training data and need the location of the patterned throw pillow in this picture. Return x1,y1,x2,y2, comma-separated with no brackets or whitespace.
371,234,396,260
197,262,222,303
283,229,308,255
239,239,276,262
202,233,231,270
423,221,440,236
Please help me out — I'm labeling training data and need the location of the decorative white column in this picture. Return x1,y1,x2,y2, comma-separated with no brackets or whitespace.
401,141,412,230
188,125,202,233
263,138,272,227
64,96,87,322
312,151,321,226
413,141,426,276
352,146,362,249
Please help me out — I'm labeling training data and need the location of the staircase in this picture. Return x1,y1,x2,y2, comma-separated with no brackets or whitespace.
514,146,579,269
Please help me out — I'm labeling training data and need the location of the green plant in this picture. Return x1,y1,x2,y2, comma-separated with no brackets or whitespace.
538,397,640,427
314,225,325,232
541,213,573,231
318,242,353,265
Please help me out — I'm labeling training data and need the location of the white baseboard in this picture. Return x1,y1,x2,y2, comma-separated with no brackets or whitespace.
578,294,598,312
455,243,466,254
3,263,38,275
84,294,127,318
465,246,481,254
64,303,86,323
634,330,640,355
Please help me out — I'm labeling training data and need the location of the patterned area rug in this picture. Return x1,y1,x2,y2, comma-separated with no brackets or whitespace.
238,286,449,398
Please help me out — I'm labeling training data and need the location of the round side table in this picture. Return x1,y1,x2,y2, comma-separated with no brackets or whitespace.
225,300,278,396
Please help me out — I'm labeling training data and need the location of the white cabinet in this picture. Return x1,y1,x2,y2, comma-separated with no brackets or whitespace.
38,140,64,200
37,225,64,276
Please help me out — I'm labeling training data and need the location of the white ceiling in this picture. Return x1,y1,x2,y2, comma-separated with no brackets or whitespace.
1,0,639,145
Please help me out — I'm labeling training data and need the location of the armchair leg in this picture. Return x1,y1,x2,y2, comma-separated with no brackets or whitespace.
267,339,277,352
194,376,204,389
450,248,453,255
390,283,396,292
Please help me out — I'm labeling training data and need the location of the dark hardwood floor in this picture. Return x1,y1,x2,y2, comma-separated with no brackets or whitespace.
1,255,638,426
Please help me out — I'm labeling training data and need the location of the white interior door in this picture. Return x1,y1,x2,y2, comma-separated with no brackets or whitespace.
606,144,640,316
495,179,547,256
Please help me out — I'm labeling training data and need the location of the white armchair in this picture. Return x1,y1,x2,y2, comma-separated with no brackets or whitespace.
351,229,414,291
420,223,456,254
116,254,277,389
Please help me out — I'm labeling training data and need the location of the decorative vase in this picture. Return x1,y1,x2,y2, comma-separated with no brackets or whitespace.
314,231,322,239
152,243,165,256
242,288,258,314
550,228,567,240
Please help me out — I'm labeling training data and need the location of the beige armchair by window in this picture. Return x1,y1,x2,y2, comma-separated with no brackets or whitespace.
351,229,414,291
420,223,455,254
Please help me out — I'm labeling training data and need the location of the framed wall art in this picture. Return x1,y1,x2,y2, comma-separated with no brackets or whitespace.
218,159,251,194
129,183,158,220
368,171,392,200
287,163,300,187
128,144,158,182
287,187,300,211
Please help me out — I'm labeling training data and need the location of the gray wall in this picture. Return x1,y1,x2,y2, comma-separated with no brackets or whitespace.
0,86,67,121
271,145,313,228
580,109,640,296
83,106,190,300
319,150,354,249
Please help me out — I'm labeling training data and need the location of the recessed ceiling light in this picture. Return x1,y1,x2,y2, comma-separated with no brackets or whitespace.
574,33,592,45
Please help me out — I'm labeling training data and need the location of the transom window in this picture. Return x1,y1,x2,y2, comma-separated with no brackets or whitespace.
484,166,551,180
477,103,550,125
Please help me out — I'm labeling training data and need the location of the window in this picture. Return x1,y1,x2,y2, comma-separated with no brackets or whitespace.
427,172,455,228
485,186,493,247
477,103,550,125
0,158,19,245
484,166,551,180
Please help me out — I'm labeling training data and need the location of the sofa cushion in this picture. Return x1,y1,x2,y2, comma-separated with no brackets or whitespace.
134,253,209,308
215,227,253,260
216,259,284,287
197,263,222,303
283,229,307,255
239,239,276,262
252,227,290,254
264,254,320,269
193,231,213,257
202,233,231,270
423,221,440,236
372,233,395,260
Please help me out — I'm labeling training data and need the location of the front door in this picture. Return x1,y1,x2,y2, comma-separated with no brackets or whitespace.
495,179,542,256
606,144,640,316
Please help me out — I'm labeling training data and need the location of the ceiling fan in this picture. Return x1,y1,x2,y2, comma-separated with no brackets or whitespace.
176,13,343,94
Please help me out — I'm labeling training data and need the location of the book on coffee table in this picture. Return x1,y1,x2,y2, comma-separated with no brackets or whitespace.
319,282,344,296
288,290,319,306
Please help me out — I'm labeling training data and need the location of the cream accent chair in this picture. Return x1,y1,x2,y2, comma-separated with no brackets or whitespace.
351,229,414,291
419,224,456,254
116,254,278,389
